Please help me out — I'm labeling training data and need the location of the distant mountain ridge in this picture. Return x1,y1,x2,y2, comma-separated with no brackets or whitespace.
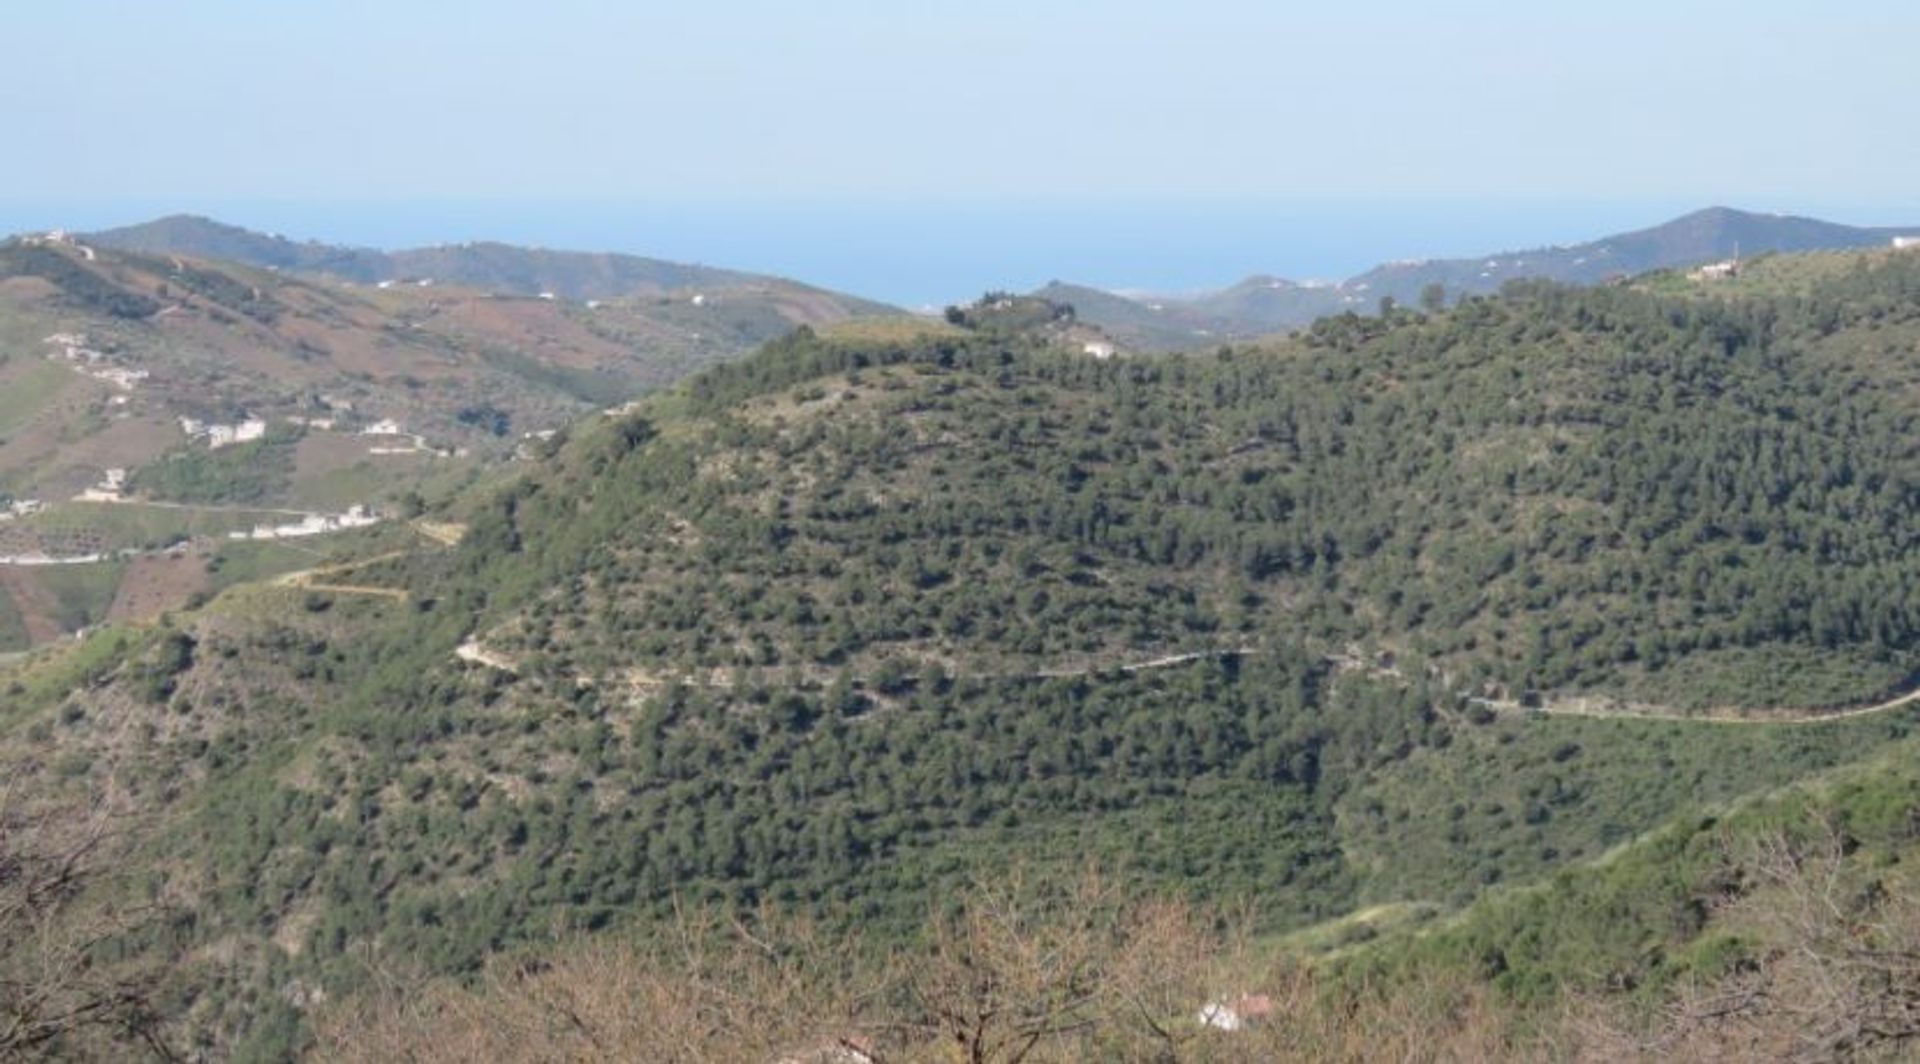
1049,207,1920,350
1350,205,1914,301
1028,280,1228,350
83,214,893,309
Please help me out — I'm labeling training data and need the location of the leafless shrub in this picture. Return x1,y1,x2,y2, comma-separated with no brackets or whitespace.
897,868,1240,1062
322,832,1920,1063
0,785,172,1060
316,900,888,1064
1574,821,1920,1062
319,869,1252,1063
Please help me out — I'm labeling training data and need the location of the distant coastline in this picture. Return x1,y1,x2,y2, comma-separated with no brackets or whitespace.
12,197,1913,307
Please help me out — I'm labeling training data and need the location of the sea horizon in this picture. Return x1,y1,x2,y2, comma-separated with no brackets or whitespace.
5,196,1916,308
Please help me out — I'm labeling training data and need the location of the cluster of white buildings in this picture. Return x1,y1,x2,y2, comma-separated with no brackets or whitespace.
22,230,95,261
43,334,149,392
91,367,149,390
227,505,381,542
360,418,453,456
1691,260,1741,282
267,411,457,459
0,498,46,521
180,416,268,449
44,332,100,360
74,468,128,503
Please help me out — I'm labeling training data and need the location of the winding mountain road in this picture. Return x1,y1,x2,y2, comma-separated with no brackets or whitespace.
1468,683,1920,727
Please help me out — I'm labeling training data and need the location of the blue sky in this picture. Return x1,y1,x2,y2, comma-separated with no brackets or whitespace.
5,1,1919,302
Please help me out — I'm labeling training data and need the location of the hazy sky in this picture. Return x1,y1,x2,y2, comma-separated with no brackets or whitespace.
7,0,1918,205
5,1,1919,303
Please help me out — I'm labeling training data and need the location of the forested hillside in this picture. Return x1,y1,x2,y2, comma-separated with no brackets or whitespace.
475,249,1920,711
9,248,1920,1057
311,739,1920,1061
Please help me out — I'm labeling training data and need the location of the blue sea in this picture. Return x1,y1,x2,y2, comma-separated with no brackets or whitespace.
2,198,1908,308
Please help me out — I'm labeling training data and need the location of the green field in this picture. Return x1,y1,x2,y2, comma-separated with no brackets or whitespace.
0,359,73,438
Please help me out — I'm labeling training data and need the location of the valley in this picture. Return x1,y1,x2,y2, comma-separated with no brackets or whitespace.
9,239,1920,1056
0,225,900,654
13,3,1920,1057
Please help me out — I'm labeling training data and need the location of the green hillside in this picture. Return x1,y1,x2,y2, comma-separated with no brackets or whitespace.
10,248,1920,1057
305,728,1920,1062
472,259,1920,712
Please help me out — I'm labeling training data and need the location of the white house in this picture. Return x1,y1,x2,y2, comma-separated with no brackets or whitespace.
1894,236,1920,251
209,419,266,448
1197,993,1275,1032
1082,341,1116,360
228,505,380,542
92,367,148,389
75,468,127,503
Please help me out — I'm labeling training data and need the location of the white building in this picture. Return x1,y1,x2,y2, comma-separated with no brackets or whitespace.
1894,236,1920,251
1082,341,1116,360
1197,993,1275,1032
75,468,127,503
180,416,267,449
92,367,149,389
228,505,380,542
